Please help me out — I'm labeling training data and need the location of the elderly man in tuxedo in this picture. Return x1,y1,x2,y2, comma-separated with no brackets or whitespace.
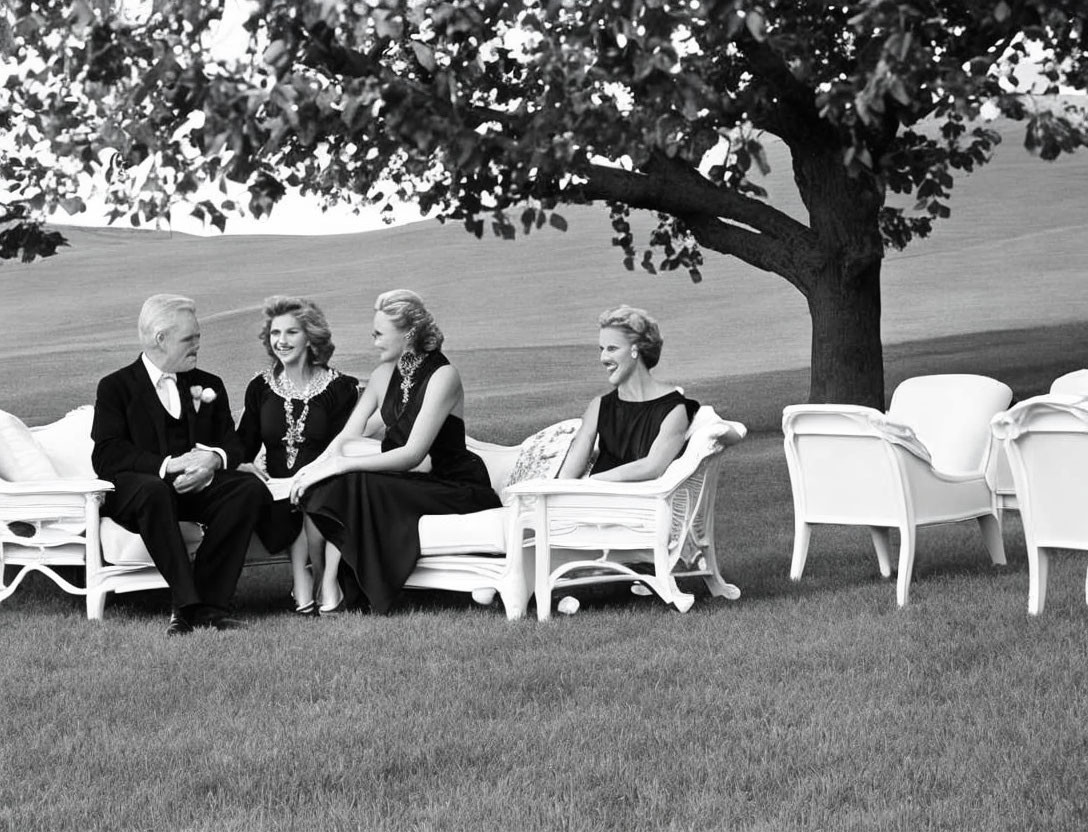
91,294,271,635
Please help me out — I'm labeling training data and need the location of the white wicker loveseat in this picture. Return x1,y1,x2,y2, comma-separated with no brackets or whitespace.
0,406,536,620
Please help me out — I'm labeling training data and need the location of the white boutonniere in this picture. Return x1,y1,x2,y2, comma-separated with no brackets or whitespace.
190,385,217,412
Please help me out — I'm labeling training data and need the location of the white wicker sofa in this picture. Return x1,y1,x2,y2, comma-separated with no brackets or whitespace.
0,406,536,620
2,404,743,622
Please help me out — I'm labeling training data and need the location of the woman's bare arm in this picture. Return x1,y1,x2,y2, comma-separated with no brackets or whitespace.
557,397,601,478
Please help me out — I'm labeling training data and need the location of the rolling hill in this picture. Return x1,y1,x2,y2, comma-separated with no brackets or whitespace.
2,119,1085,425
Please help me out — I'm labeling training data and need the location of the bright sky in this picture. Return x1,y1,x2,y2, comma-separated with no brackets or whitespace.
55,0,426,237
58,185,427,237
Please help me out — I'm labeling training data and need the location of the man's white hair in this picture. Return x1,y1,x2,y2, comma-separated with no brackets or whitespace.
138,294,197,351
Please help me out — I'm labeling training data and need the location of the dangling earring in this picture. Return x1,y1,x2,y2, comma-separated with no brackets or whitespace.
630,348,638,359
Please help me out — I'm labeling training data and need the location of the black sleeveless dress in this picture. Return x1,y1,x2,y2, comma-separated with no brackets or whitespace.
590,389,698,475
302,351,500,613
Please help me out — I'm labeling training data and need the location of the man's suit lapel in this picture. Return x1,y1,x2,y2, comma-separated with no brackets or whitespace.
128,357,169,454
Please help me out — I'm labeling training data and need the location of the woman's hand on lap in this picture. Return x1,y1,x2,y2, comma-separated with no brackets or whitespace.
290,457,340,504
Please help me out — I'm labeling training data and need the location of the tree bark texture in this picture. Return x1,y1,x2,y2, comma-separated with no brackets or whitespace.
806,258,885,408
791,145,888,408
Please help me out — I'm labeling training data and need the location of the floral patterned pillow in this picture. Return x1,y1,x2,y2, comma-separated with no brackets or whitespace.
505,419,581,487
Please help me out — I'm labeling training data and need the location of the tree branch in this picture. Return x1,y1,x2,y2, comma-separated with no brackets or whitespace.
575,155,824,291
736,35,835,150
679,212,821,293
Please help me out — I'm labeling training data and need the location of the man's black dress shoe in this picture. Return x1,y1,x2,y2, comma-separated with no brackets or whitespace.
208,614,246,631
188,605,246,631
166,610,194,636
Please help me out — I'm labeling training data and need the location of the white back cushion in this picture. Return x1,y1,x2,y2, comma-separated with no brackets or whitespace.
31,406,96,479
889,375,1012,475
0,410,59,481
1051,370,1088,396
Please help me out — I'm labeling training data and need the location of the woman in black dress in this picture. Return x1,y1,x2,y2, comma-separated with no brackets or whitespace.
558,305,698,481
236,296,359,615
289,289,500,614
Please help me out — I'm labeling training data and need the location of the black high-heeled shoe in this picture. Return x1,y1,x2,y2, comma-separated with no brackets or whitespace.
293,601,319,617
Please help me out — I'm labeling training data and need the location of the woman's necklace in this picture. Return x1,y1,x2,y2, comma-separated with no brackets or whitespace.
270,367,332,470
398,350,424,404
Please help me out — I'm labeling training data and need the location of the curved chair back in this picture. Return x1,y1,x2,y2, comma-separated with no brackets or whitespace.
889,374,1012,476
1051,370,1088,396
992,396,1088,549
782,405,908,526
988,371,1088,502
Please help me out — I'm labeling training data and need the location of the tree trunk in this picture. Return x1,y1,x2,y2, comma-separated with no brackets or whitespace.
805,255,885,408
791,144,887,409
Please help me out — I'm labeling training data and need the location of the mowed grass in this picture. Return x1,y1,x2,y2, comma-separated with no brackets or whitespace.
4,327,1088,832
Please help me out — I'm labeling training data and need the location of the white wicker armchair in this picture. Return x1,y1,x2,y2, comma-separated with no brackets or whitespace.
505,406,747,620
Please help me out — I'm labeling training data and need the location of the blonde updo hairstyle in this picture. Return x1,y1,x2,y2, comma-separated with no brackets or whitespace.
375,289,444,353
598,304,664,370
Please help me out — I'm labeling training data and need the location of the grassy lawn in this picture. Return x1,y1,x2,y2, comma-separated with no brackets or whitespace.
4,322,1088,831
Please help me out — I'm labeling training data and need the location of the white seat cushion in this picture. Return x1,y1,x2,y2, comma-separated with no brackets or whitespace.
418,507,508,556
100,518,203,565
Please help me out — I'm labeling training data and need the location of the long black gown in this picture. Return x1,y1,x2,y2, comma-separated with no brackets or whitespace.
236,367,359,552
302,351,500,613
590,389,699,475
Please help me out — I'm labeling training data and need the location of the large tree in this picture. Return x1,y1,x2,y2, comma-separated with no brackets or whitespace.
3,0,1087,405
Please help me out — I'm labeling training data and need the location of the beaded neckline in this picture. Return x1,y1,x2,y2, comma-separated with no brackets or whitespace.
263,367,340,470
263,366,339,402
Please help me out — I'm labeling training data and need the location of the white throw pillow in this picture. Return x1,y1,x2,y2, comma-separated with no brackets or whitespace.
0,410,59,481
505,419,581,488
31,406,96,479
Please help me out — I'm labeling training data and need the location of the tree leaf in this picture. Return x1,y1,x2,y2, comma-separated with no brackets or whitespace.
411,42,436,73
59,196,86,215
745,10,766,42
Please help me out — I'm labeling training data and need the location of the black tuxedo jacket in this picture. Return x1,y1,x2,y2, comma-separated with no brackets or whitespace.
91,357,244,480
